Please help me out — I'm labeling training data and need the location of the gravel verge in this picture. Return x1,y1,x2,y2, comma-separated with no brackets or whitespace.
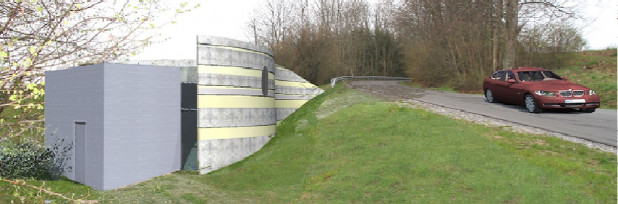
397,99,617,153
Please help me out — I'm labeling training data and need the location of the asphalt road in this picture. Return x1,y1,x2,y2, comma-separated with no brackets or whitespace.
349,80,617,147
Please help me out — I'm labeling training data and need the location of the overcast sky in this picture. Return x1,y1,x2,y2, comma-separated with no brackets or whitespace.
130,0,617,61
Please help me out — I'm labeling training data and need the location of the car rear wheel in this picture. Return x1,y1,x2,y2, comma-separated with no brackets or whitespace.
580,108,596,113
485,89,495,103
524,94,542,113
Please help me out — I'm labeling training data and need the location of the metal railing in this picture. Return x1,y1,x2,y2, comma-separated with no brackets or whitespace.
330,76,411,88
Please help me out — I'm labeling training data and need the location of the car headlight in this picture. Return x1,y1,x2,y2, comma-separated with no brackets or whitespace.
534,90,556,97
588,90,596,95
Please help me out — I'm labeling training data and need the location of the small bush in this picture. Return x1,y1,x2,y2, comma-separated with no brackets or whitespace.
0,139,71,180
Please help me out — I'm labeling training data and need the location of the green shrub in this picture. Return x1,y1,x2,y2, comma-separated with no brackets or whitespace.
0,139,71,180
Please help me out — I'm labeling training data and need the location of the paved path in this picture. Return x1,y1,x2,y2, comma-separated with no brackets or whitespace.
349,80,617,147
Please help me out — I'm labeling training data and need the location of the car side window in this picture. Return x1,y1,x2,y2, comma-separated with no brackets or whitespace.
542,71,562,80
531,71,544,81
491,71,506,81
507,71,516,80
518,72,531,81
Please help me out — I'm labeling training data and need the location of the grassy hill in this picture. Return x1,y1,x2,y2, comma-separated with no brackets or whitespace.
552,49,617,109
4,85,614,203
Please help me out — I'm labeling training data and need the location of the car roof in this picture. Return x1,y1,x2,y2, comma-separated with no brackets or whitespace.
502,67,548,72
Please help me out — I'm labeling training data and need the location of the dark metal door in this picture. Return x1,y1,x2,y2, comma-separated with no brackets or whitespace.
181,83,198,170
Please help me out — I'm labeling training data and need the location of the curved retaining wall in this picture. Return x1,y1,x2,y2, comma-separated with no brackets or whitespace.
275,65,324,122
196,36,276,174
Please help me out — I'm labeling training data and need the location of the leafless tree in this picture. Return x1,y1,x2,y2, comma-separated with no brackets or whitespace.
247,0,584,89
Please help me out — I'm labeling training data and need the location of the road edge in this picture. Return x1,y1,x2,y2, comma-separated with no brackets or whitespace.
397,99,617,153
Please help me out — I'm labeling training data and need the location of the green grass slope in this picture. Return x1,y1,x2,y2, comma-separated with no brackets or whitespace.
98,85,615,203
3,85,615,203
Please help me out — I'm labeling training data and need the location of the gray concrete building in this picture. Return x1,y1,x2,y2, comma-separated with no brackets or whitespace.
45,63,181,190
45,36,323,190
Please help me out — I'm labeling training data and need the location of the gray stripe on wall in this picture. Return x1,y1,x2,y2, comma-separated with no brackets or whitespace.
275,95,315,100
198,73,275,90
198,87,275,97
198,135,272,174
276,108,298,121
197,46,275,71
197,36,273,57
198,108,276,128
275,68,309,82
275,86,324,95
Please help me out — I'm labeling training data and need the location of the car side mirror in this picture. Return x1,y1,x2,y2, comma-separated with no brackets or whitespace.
562,77,568,81
507,79,516,83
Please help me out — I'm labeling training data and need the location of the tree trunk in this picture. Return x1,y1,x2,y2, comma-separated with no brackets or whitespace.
503,0,518,69
492,25,499,72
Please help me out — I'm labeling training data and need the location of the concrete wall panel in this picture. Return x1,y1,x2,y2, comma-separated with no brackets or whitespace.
274,67,308,82
198,108,276,127
45,64,105,190
197,46,274,72
197,86,275,97
198,136,271,173
275,86,324,95
197,36,273,57
196,36,275,174
276,108,299,121
102,64,180,190
274,65,324,122
197,73,275,90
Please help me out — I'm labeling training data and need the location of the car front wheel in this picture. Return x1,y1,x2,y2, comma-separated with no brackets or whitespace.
524,94,542,113
485,89,495,103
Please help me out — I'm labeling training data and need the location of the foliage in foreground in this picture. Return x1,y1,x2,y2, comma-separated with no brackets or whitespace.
0,178,98,203
0,138,84,203
0,141,58,180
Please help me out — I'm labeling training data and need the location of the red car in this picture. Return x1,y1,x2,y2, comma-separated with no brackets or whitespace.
483,67,600,113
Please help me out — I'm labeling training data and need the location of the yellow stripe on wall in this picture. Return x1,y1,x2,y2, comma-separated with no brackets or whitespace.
198,65,274,79
275,80,317,88
198,125,276,140
197,95,274,108
275,100,309,108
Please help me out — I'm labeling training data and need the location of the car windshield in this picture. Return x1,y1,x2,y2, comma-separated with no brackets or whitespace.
517,71,562,81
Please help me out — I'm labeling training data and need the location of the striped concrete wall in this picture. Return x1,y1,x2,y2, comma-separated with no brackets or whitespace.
122,37,324,175
196,36,276,174
275,65,324,122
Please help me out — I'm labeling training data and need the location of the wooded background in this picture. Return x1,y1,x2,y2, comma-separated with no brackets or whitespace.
248,0,586,90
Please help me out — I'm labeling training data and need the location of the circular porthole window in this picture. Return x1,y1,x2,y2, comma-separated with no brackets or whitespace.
262,66,269,97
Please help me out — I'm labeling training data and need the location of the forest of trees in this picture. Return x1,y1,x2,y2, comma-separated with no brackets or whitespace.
248,0,586,90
